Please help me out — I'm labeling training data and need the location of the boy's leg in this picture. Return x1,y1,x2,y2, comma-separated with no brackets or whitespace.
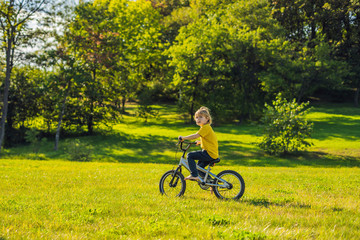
197,160,208,178
187,150,213,179
197,150,214,178
186,151,202,178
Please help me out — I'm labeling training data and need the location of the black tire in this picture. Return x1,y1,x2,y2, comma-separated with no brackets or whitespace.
213,170,245,200
159,170,186,197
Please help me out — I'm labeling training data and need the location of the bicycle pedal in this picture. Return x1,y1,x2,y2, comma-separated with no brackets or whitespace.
205,178,214,183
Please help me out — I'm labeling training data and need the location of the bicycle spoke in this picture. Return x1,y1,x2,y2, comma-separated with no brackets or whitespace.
213,170,245,200
159,170,186,197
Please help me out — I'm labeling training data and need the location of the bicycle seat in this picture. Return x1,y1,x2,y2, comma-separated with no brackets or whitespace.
209,158,220,167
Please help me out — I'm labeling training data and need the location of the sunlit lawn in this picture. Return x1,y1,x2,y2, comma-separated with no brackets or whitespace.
1,102,360,239
1,159,359,239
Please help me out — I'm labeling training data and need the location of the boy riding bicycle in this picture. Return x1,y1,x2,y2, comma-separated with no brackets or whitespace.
178,106,219,181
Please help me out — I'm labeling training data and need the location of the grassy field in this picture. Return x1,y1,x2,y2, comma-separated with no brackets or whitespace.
1,103,360,239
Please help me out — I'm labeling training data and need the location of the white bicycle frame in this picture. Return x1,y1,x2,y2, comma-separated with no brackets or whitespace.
178,155,231,189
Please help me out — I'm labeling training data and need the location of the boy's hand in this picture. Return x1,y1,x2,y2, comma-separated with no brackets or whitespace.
178,136,184,141
195,140,201,145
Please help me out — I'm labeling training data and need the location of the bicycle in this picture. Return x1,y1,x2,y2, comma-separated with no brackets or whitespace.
159,141,245,200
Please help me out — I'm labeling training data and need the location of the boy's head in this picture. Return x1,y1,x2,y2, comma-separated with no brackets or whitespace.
194,106,212,125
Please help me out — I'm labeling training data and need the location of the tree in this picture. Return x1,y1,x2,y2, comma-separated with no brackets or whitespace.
168,17,216,121
258,94,313,155
269,0,357,103
2,66,44,147
65,1,126,134
67,2,108,134
168,0,281,122
337,2,360,106
52,51,83,151
0,0,50,151
151,0,191,45
107,0,163,109
259,36,349,102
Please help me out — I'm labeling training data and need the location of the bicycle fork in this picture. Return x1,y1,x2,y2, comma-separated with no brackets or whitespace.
169,165,182,187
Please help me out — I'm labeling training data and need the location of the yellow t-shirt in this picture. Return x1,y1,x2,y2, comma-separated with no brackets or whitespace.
197,124,218,159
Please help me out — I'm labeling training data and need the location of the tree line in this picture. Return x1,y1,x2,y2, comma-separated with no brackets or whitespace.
0,0,359,150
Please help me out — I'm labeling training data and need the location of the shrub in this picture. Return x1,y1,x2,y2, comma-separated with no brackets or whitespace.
136,88,159,122
257,94,313,155
25,128,46,153
65,139,93,162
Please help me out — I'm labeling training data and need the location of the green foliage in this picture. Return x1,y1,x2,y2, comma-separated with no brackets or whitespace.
208,216,231,226
3,0,360,148
24,128,40,145
66,2,121,133
136,88,159,122
268,0,358,102
259,35,350,101
7,67,44,127
218,229,267,240
65,139,93,162
258,94,313,155
107,0,164,109
65,0,164,122
168,0,275,122
24,128,46,153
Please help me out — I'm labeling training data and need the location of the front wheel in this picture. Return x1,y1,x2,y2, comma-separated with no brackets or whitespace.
213,170,245,200
159,170,186,197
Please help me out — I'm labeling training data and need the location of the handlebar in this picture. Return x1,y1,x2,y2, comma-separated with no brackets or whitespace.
177,140,197,152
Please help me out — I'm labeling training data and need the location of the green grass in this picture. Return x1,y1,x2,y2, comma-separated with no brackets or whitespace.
1,160,359,239
1,102,360,239
4,102,360,166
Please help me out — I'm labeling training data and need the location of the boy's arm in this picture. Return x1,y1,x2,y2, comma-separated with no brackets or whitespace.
178,133,200,141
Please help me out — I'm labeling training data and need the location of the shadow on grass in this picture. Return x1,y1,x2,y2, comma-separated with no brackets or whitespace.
310,103,360,117
244,197,313,209
245,196,344,212
3,102,360,168
88,132,360,167
4,129,360,168
312,117,360,141
23,131,358,167
215,124,262,136
87,132,180,164
219,140,360,168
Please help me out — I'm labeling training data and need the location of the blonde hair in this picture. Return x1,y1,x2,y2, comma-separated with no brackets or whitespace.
194,106,212,125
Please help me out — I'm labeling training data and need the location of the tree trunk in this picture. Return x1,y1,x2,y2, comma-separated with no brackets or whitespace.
0,0,47,151
297,75,313,104
190,101,194,123
54,81,71,151
121,97,126,113
87,101,94,134
87,69,96,135
296,75,308,104
355,84,360,107
297,86,305,104
189,75,199,123
0,31,14,152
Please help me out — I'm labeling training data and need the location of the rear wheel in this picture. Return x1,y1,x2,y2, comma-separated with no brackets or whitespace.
159,170,186,197
213,170,245,200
